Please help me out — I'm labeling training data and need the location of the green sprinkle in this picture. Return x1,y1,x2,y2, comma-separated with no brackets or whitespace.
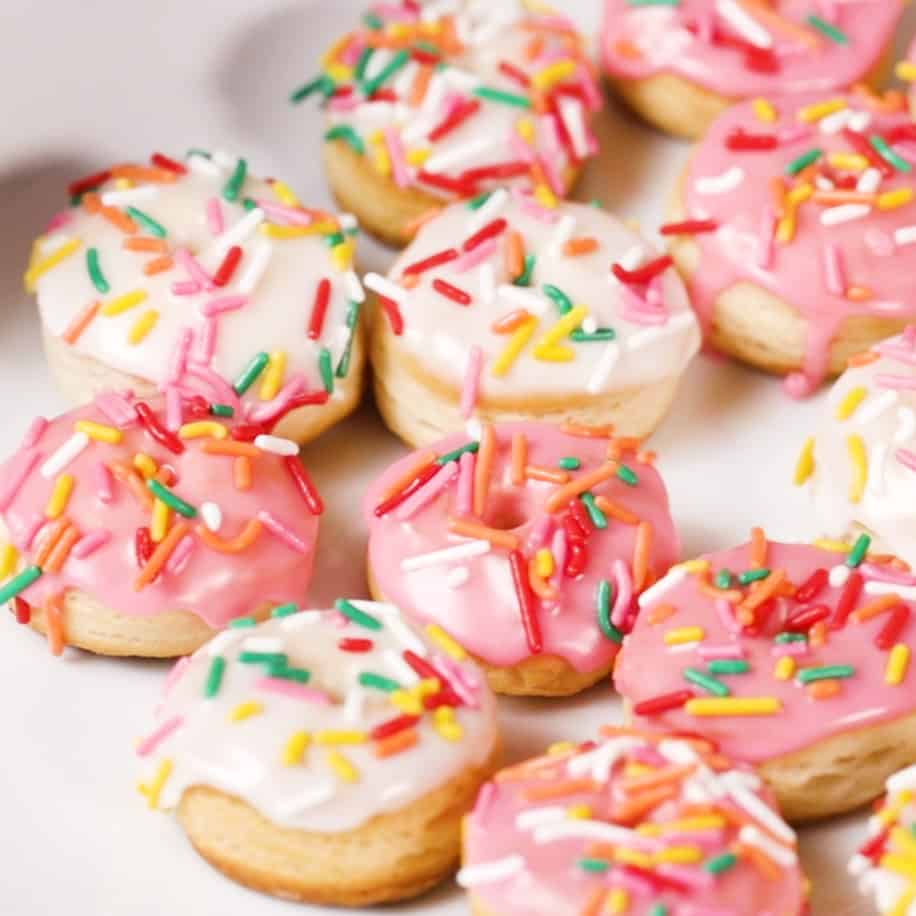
714,569,733,589
210,403,235,418
570,328,616,342
513,253,535,287
186,148,212,160
354,47,374,82
474,86,532,108
436,441,480,464
559,457,581,470
683,667,731,697
147,479,197,519
648,906,670,916
871,135,912,173
597,579,622,643
223,158,248,203
268,664,310,683
363,10,384,29
126,206,167,238
578,858,610,873
468,191,492,211
806,14,848,44
0,565,42,605
705,852,738,875
797,664,855,684
319,347,334,394
786,148,823,176
324,124,366,155
774,632,807,644
580,492,608,529
290,75,327,104
846,533,871,567
336,301,362,379
358,671,400,691
543,283,573,315
271,603,299,618
242,197,258,211
616,464,639,486
910,823,916,839
361,48,409,97
708,659,750,675
336,598,382,631
205,657,226,697
325,231,346,247
738,568,770,585
234,351,270,394
229,616,257,629
239,651,288,666
86,247,109,293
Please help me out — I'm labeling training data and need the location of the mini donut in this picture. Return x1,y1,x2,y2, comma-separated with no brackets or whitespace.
668,90,916,397
364,422,680,697
27,150,365,444
297,0,602,247
850,763,916,915
367,193,700,447
136,599,500,906
602,1,903,140
802,326,916,571
615,530,916,822
0,393,321,658
459,727,807,916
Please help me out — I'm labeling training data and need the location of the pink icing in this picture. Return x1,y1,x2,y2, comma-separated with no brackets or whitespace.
364,423,680,674
680,91,916,393
0,396,320,627
461,731,805,916
602,1,902,99
616,539,916,764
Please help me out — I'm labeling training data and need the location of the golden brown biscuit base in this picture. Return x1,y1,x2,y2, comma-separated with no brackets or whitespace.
177,743,502,907
368,569,613,697
368,300,683,448
40,323,367,446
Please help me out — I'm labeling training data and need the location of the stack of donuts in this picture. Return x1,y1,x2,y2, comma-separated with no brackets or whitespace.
8,1,916,913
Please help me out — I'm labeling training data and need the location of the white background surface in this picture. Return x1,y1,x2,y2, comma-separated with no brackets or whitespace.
1,2,914,913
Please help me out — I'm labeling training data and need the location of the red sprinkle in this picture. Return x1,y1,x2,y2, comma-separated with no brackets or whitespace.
725,129,779,151
633,689,695,716
659,219,719,236
429,98,481,142
68,169,112,198
135,402,184,455
509,549,543,653
212,245,242,288
432,277,471,305
378,295,404,335
14,597,31,625
459,161,531,183
135,527,154,567
498,60,531,87
416,169,476,196
371,714,420,740
403,649,440,681
565,540,588,577
307,277,331,340
795,567,828,604
875,605,910,650
373,464,439,517
830,570,863,630
151,152,188,175
269,391,331,431
612,255,673,286
463,217,508,252
785,604,830,633
843,128,893,178
283,456,324,515
858,827,889,861
563,513,588,543
338,637,374,653
568,498,593,534
403,248,458,276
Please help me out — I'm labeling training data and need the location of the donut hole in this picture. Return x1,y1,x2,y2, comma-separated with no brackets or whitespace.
482,490,530,531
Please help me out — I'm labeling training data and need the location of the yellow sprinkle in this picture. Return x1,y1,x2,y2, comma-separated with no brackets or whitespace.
566,804,592,820
425,623,468,660
793,437,816,485
492,316,538,377
331,239,353,272
847,434,868,503
881,854,916,882
46,474,74,519
259,350,287,401
390,690,423,716
321,33,351,68
638,816,726,836
230,701,264,722
433,705,463,742
179,421,228,440
516,116,537,143
534,548,555,579
533,183,558,209
889,886,916,916
406,147,431,167
415,677,441,698
887,644,911,686
370,131,392,177
879,188,915,211
282,731,311,766
613,847,653,868
133,453,158,479
879,791,914,828
326,749,360,783
101,288,148,317
674,559,710,575
548,741,576,756
260,220,339,239
813,537,853,554
686,697,782,716
271,180,300,207
892,827,916,857
23,237,82,292
535,305,588,356
532,59,576,92
774,655,796,681
664,626,705,646
0,543,18,580
606,888,629,914
324,62,353,84
315,730,368,745
835,387,867,421
896,61,916,82
138,758,173,810
797,98,847,124
827,153,869,172
151,499,170,544
776,183,813,244
128,309,159,345
654,845,704,865
752,98,777,123
74,420,123,444
533,343,574,362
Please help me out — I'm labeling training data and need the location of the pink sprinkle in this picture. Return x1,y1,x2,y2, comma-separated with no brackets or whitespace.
474,781,496,818
512,187,560,223
610,868,655,897
860,563,916,586
327,94,361,113
373,2,419,21
455,451,475,517
175,247,213,290
783,371,816,399
72,529,112,558
95,462,115,504
645,276,665,310
206,198,224,236
193,317,218,365
21,515,47,551
94,391,137,427
578,67,604,113
875,343,916,366
45,211,72,233
430,654,476,708
659,829,726,851
778,125,813,146
549,528,566,592
904,324,916,345
656,863,715,891
385,127,411,189
200,295,249,318
171,279,201,296
757,207,777,269
0,450,42,512
622,305,667,326
255,677,332,704
184,365,240,409
20,417,49,450
822,243,845,295
878,374,916,391
453,238,498,273
536,149,565,197
715,598,741,634
164,328,193,386
256,200,313,225
610,558,633,627
525,514,554,553
163,655,191,696
460,346,484,418
257,510,311,554
339,36,367,66
246,375,308,424
136,715,184,757
897,448,916,472
396,461,459,520
696,643,745,660
164,386,183,432
165,534,195,575
508,132,537,165
771,640,810,657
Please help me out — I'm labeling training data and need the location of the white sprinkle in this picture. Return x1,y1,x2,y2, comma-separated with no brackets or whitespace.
547,214,576,258
638,565,688,607
401,539,491,571
534,820,639,846
342,687,365,724
847,853,871,878
618,244,647,271
281,611,321,629
695,166,745,195
456,855,526,887
348,599,401,616
558,95,589,160
465,188,508,236
729,784,796,844
866,442,888,499
856,390,898,426
363,47,393,82
274,781,336,818
100,185,160,206
586,342,621,394
40,432,90,479
515,806,567,830
857,168,882,195
447,566,470,588
344,269,365,303
895,406,916,444
187,154,223,178
40,233,75,255
478,263,496,305
384,648,421,686
658,740,701,765
864,580,916,600
896,225,916,247
207,629,243,657
364,272,408,304
887,764,916,794
848,111,872,133
254,434,299,457
424,136,500,174
243,636,283,653
237,240,272,295
497,284,547,314
819,109,853,135
715,0,773,46
440,66,480,93
829,564,850,588
211,150,238,170
200,501,223,532
740,825,798,866
338,213,358,231
568,738,642,782
210,207,265,255
821,203,872,226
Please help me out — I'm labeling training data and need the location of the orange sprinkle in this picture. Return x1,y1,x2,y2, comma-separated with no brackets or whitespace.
594,496,639,525
409,63,434,107
448,517,519,551
808,679,842,700
528,556,558,601
202,440,261,458
846,285,873,302
812,190,876,206
491,309,533,334
61,300,100,345
143,255,174,276
563,237,599,257
374,728,419,759
134,521,190,589
613,38,643,60
404,207,444,240
400,273,420,290
632,521,653,592
737,0,820,47
620,763,695,793
43,525,81,574
511,432,528,486
636,449,657,466
738,569,787,614
83,194,138,234
738,842,783,881
579,887,606,916
848,350,880,368
234,456,253,491
524,778,598,802
109,461,154,510
33,518,70,568
545,463,618,513
525,465,570,484
750,527,768,569
381,451,437,502
525,34,545,61
561,422,615,439
809,620,828,649
473,424,495,517
607,437,643,461
124,236,169,253
44,592,67,657
647,602,677,625
196,518,263,554
698,578,744,604
852,594,903,622
770,177,788,217
110,164,179,184
505,230,525,281
614,784,678,825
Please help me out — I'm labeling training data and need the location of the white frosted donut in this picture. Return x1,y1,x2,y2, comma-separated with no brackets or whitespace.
27,151,365,444
136,599,500,905
369,193,701,446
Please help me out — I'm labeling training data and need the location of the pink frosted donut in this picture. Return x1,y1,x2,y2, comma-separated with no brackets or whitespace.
364,422,680,697
0,392,321,658
459,727,807,916
602,0,903,139
615,531,916,821
668,90,916,397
